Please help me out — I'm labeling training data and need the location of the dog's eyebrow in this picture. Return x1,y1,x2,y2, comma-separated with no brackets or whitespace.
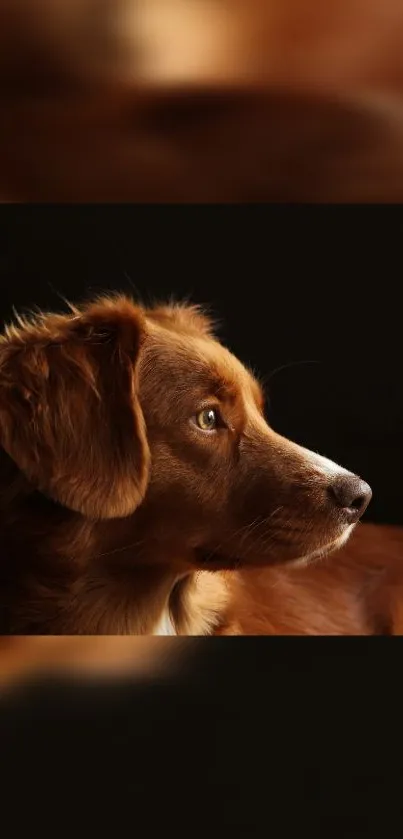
195,349,264,408
205,370,243,404
209,369,265,413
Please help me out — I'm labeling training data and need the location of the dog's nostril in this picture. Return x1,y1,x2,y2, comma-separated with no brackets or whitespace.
328,475,372,523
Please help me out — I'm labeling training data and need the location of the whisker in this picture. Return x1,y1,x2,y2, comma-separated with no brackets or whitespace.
87,537,146,563
197,506,286,579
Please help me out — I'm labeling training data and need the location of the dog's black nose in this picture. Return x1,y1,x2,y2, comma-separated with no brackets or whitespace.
328,475,372,523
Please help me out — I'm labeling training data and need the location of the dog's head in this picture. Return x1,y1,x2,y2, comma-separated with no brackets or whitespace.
0,295,371,571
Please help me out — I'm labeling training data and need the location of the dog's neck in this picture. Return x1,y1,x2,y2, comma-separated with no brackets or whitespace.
157,571,231,636
64,568,230,636
0,453,231,635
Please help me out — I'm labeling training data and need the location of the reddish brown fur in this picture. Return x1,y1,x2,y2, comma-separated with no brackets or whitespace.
0,293,381,635
218,523,403,635
0,300,149,519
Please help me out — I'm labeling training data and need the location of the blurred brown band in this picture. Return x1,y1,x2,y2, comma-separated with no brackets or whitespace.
1,86,403,202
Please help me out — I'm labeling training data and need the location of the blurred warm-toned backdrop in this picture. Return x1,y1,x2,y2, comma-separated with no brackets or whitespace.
2,1,403,200
2,0,403,93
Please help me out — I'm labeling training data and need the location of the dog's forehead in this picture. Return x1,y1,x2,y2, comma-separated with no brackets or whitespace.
145,316,261,405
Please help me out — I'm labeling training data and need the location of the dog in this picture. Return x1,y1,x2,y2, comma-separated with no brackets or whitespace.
0,294,372,634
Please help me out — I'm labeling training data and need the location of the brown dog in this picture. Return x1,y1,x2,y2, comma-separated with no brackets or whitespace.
0,295,372,634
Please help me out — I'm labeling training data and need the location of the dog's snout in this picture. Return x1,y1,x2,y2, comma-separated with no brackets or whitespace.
328,474,372,523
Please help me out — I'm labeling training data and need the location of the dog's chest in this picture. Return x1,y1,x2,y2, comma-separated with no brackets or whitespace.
153,606,177,636
152,571,230,636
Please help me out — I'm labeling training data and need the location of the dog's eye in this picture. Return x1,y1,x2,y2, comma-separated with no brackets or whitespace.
195,408,219,431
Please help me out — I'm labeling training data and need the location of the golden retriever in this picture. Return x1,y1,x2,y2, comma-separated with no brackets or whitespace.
0,294,374,634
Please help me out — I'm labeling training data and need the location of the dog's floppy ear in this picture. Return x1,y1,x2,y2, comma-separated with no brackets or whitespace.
0,296,150,519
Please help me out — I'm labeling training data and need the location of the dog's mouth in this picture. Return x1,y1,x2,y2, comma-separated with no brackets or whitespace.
288,525,355,568
194,525,355,572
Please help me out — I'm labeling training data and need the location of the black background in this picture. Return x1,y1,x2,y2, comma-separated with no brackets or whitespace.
0,205,401,524
1,639,402,837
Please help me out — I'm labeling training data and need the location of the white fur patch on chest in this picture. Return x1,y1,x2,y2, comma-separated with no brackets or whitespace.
153,607,177,636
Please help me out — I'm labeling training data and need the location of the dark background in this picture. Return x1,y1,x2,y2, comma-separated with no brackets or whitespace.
1,639,401,837
1,205,401,525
